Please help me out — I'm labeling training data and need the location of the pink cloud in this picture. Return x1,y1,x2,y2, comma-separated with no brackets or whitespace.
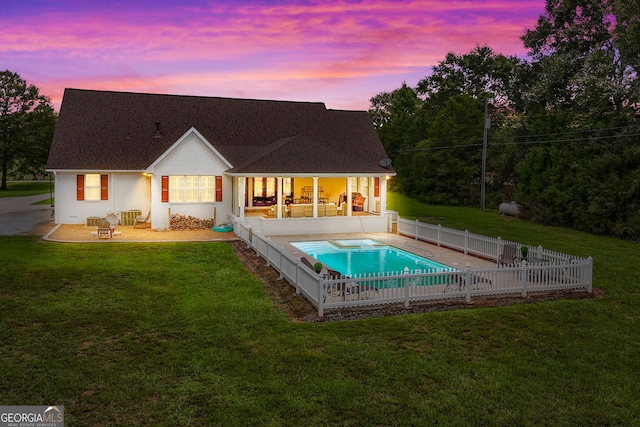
1,0,545,111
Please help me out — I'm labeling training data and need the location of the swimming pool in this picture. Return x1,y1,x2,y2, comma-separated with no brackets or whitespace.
291,239,452,276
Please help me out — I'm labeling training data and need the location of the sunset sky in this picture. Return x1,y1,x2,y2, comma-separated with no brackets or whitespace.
2,0,546,111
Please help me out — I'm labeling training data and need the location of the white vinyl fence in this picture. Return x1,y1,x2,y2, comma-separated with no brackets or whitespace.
232,217,593,317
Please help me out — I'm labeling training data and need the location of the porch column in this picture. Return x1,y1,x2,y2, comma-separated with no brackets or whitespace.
276,176,284,218
247,177,254,208
346,177,353,216
238,177,246,219
312,177,319,217
380,175,388,215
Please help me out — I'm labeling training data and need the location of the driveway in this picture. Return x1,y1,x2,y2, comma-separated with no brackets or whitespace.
0,194,54,235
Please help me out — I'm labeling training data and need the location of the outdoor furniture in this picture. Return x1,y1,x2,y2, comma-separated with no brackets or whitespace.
133,211,150,229
300,257,319,273
324,203,337,216
445,272,492,291
324,268,360,301
267,204,288,218
498,243,518,266
521,257,550,282
352,195,366,211
96,220,113,239
337,202,347,216
106,213,122,236
290,204,307,218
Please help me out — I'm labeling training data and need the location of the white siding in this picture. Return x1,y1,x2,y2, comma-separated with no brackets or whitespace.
149,130,231,229
54,172,150,224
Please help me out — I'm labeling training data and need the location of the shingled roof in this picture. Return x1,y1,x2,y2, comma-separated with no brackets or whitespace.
46,89,394,175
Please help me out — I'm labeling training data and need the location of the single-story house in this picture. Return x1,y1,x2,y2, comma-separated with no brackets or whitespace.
45,89,396,235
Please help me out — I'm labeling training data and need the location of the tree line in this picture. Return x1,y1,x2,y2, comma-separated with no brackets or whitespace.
370,0,640,240
0,70,56,189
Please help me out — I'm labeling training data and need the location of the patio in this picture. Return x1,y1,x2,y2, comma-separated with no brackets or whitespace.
43,224,238,242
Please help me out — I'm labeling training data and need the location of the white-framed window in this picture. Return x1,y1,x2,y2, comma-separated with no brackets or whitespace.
169,175,216,202
85,173,101,201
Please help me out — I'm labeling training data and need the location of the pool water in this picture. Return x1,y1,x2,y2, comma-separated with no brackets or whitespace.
291,239,452,276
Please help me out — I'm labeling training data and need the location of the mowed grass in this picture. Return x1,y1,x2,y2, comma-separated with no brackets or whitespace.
1,194,639,426
0,181,52,197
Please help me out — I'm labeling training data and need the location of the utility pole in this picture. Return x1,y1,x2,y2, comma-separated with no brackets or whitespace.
481,99,490,211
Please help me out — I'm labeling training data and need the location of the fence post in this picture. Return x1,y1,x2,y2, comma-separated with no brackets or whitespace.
496,237,503,264
318,277,324,317
265,237,271,266
521,259,528,297
278,245,284,279
464,230,469,255
438,224,442,247
465,263,471,303
404,267,410,308
415,219,419,240
587,256,593,293
295,263,301,294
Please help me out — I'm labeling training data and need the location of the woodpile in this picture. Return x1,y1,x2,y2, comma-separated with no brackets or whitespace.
170,213,215,230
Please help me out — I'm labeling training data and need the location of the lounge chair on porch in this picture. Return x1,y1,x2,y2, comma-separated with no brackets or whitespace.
353,195,366,211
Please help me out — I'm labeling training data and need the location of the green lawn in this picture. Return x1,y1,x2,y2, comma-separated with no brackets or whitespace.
1,193,639,426
0,181,53,198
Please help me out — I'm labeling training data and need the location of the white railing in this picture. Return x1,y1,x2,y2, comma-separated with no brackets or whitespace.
397,218,587,264
232,217,593,317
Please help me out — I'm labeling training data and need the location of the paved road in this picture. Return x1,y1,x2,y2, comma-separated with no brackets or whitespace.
0,194,54,235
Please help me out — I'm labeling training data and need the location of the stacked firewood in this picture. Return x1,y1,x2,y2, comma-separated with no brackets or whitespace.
170,213,215,230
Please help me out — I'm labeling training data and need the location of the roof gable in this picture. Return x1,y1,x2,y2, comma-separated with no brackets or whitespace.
148,127,232,170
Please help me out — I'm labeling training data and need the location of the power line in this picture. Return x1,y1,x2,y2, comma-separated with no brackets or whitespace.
492,132,640,146
391,131,640,153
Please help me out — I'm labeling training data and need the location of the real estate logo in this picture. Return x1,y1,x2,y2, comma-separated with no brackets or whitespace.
0,406,64,427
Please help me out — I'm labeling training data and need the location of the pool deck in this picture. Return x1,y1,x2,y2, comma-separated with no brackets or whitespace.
269,232,497,270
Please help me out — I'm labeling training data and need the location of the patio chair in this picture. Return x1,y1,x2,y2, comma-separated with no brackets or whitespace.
133,211,150,229
498,243,518,266
352,195,366,211
96,220,112,239
300,257,319,274
106,213,122,236
324,268,361,301
445,272,492,291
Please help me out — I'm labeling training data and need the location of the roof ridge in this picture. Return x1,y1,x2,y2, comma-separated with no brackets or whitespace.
63,88,328,107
